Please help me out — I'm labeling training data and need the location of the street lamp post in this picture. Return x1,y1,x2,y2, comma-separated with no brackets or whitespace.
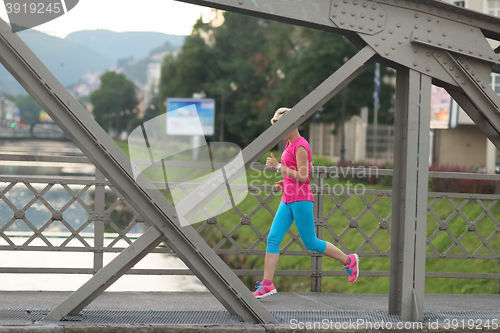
340,87,346,162
264,69,286,131
340,57,348,162
220,88,225,142
265,76,270,130
219,82,237,143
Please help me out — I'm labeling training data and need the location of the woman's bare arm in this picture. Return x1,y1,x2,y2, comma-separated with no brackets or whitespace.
266,148,309,183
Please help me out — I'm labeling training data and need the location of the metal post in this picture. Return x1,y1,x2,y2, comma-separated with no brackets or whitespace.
340,88,346,161
311,167,318,292
311,167,324,292
387,126,392,161
318,123,324,157
265,76,270,131
93,170,105,273
317,168,326,292
220,88,225,142
373,63,380,160
388,68,431,322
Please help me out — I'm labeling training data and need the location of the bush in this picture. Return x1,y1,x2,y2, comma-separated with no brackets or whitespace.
429,165,500,194
336,160,392,186
311,155,336,167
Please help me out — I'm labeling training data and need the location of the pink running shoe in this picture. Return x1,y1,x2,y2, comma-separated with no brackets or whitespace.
343,253,359,283
253,281,277,299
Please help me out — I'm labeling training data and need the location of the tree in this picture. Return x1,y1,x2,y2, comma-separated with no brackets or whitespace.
3,93,16,102
159,15,276,147
270,28,395,132
143,96,160,122
16,94,41,124
159,32,220,108
90,71,138,133
158,12,395,148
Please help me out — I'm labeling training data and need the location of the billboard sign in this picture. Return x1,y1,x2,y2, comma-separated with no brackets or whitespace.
166,98,215,136
430,85,452,129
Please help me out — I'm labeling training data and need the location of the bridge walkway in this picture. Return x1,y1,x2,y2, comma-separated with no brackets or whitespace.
0,291,499,332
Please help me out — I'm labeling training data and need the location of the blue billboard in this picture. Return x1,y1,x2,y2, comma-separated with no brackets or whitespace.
166,98,215,136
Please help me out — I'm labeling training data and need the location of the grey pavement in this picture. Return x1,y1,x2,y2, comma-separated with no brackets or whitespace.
0,291,498,312
1,292,499,332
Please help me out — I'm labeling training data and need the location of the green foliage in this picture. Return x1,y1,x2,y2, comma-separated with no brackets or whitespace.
159,32,220,105
311,155,336,167
208,176,499,295
90,71,138,133
158,12,394,148
120,42,177,85
143,96,161,122
3,93,16,101
15,94,41,124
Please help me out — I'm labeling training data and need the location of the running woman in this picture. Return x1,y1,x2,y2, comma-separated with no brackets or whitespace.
253,107,359,299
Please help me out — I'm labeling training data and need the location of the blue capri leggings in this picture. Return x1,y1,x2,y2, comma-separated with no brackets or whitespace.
266,201,327,254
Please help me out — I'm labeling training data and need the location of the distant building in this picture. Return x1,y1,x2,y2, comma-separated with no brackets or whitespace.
0,96,17,123
309,115,367,163
71,72,102,98
142,62,161,116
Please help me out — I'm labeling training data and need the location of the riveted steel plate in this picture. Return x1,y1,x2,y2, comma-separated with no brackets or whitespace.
330,0,386,35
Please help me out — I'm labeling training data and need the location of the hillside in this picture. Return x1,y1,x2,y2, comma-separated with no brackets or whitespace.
64,30,185,63
0,28,114,95
0,28,186,95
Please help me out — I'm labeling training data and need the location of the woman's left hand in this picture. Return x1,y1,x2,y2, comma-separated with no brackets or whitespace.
266,153,279,169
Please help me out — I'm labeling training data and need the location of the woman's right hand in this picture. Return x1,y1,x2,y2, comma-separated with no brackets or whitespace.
275,180,284,192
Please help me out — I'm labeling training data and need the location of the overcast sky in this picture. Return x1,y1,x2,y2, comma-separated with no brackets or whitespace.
0,0,214,38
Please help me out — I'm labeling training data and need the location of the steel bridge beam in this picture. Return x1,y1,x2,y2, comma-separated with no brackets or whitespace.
435,52,500,151
446,90,500,149
0,16,376,322
0,19,275,324
389,68,431,321
174,0,500,41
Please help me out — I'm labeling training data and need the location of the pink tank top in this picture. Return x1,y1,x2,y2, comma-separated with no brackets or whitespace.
281,137,314,203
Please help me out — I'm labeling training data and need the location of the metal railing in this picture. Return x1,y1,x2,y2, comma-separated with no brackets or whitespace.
0,154,499,292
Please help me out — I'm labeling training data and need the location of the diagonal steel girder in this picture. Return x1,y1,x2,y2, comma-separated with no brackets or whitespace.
42,45,375,322
0,16,376,322
434,51,500,150
446,89,500,149
0,18,273,324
